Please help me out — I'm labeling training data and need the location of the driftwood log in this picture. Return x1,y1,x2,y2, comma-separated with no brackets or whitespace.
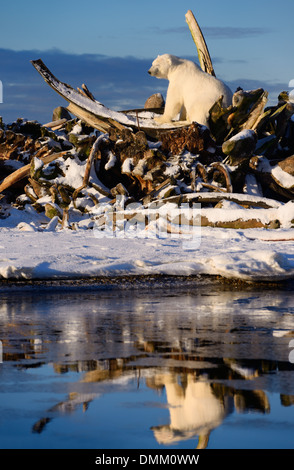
249,155,294,201
72,134,106,203
0,151,68,193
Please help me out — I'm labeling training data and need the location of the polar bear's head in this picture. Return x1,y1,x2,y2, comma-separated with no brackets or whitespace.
148,54,182,79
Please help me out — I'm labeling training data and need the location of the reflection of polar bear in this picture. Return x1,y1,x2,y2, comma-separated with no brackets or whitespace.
150,373,233,448
148,54,232,128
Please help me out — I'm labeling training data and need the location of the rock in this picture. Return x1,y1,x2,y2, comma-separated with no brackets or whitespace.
52,106,72,122
45,202,63,220
110,183,129,197
30,157,44,180
144,93,165,109
267,219,280,229
17,222,36,231
58,185,72,205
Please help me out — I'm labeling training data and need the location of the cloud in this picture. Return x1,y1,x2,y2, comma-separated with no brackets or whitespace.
149,25,272,39
0,48,286,125
0,48,157,123
202,26,272,39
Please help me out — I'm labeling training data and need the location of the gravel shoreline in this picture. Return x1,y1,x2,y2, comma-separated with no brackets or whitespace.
0,273,293,293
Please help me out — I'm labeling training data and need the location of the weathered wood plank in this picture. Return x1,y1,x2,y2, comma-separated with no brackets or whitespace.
0,151,68,193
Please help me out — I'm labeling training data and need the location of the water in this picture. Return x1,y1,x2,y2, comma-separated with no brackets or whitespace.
0,278,293,450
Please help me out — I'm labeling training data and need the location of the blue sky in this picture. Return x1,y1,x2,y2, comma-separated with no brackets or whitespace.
0,0,293,123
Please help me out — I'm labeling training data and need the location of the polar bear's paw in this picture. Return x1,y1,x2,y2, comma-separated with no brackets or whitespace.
154,115,169,124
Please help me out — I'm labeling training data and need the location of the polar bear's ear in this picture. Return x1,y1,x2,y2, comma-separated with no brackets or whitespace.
164,54,173,66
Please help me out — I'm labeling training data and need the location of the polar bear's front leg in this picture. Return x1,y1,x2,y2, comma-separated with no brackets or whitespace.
154,84,182,124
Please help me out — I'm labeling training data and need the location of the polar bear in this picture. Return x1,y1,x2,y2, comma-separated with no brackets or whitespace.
148,54,233,128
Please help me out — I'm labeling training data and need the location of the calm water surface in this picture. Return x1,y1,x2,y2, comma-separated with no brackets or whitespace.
0,278,293,449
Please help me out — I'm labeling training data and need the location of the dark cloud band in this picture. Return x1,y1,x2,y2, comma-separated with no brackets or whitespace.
0,48,285,124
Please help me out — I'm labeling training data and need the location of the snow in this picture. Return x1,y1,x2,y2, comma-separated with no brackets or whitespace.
0,227,293,282
42,154,85,189
200,200,294,228
32,156,44,172
228,129,256,142
184,191,281,208
104,151,117,171
244,174,263,197
0,204,294,282
121,157,134,174
272,165,294,189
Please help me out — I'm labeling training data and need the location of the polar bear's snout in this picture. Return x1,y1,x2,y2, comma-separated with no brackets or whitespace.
148,66,157,76
148,66,166,79
148,57,166,78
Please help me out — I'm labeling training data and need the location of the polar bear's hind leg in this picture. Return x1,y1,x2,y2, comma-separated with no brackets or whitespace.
179,106,187,121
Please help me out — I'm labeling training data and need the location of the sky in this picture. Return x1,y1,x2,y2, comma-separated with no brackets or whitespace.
0,0,293,124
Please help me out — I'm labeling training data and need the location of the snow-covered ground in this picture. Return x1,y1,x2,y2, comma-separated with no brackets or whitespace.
1,203,294,282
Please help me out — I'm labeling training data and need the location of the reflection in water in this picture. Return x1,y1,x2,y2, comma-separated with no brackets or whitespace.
149,372,270,448
150,373,233,448
0,281,293,449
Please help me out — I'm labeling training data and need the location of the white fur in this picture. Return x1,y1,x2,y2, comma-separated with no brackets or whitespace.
148,54,233,127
